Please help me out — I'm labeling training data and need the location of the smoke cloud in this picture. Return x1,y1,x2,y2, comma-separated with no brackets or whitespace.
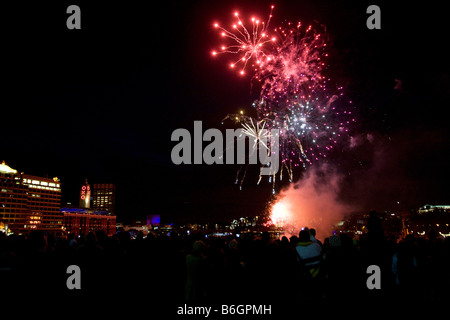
271,164,355,241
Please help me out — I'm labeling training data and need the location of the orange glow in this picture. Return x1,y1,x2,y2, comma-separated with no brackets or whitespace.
271,200,291,226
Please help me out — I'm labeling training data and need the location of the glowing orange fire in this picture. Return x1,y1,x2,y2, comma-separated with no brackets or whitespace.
270,200,292,227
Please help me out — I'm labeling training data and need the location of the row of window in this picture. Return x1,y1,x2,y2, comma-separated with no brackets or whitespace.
1,189,61,197
0,209,61,218
0,194,60,200
23,179,60,188
0,199,27,204
27,185,61,192
0,208,29,212
0,188,27,193
1,213,28,217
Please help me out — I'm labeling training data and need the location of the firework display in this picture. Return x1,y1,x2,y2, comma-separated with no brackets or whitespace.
212,6,276,75
212,5,356,186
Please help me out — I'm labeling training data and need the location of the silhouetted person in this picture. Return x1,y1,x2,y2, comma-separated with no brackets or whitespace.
185,240,208,301
295,230,323,301
367,210,384,241
296,230,322,277
290,235,299,247
309,228,323,247
392,234,419,302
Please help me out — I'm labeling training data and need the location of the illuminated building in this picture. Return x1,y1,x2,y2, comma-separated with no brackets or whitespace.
79,179,91,208
0,161,62,234
22,174,62,232
406,204,450,238
0,161,30,233
92,183,116,215
418,204,450,214
61,207,116,236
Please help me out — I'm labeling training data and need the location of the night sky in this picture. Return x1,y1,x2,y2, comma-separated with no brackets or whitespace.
3,0,449,224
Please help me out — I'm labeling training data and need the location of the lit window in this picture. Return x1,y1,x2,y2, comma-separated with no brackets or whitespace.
41,182,48,186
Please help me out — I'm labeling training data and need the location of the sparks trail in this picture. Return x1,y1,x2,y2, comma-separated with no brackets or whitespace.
212,5,276,75
221,112,274,190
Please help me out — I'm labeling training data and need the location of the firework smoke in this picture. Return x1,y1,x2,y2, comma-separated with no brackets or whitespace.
269,164,355,240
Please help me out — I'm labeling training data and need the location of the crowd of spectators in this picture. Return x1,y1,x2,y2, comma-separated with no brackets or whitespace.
1,211,449,310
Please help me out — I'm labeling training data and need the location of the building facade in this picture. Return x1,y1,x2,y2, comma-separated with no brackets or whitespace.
92,183,116,215
0,161,62,234
0,162,30,233
61,207,116,236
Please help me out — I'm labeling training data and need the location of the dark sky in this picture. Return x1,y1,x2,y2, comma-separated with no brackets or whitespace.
3,0,449,223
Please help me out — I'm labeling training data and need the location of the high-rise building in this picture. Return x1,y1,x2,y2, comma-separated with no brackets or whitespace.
0,162,30,234
79,178,91,208
0,161,62,234
22,174,62,232
92,184,116,215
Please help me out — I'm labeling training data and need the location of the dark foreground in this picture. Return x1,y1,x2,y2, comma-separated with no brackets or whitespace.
1,225,449,317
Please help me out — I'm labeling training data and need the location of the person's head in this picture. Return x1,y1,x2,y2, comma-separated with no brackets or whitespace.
329,235,341,247
310,228,316,237
85,231,97,246
298,230,310,242
28,230,48,251
192,240,206,255
428,228,437,241
229,238,238,250
289,235,299,246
